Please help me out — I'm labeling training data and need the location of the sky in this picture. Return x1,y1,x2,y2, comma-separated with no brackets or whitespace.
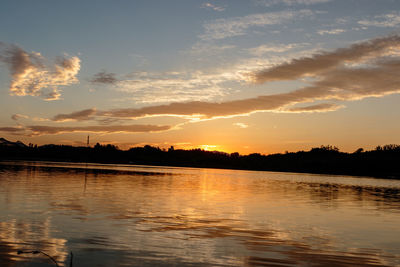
1,0,400,154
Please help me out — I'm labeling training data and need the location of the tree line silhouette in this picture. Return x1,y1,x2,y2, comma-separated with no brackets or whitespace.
1,138,399,178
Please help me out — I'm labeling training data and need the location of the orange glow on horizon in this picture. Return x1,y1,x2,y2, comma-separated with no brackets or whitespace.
199,145,219,151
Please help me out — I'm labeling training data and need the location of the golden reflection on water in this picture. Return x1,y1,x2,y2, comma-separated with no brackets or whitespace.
0,161,400,266
0,219,68,266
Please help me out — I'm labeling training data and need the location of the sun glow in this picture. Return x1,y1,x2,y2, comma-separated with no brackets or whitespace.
200,145,219,151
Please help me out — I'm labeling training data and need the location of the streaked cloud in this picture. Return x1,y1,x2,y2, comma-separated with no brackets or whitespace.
97,88,343,119
94,91,339,119
358,12,400,28
111,48,320,105
0,43,80,100
90,71,118,84
114,71,233,104
27,124,171,135
317,28,346,35
201,3,225,12
254,0,330,6
253,35,400,83
111,46,317,105
285,103,344,113
0,124,171,136
0,126,24,133
51,35,400,123
52,108,97,122
200,9,313,40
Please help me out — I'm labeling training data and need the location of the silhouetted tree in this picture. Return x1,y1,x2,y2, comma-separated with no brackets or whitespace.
354,148,364,154
1,137,399,178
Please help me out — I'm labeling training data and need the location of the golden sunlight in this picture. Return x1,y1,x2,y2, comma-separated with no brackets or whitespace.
200,145,219,151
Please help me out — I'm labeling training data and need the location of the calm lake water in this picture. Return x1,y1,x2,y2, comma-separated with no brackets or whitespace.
0,161,400,266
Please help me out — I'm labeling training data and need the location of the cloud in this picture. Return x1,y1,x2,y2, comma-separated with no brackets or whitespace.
200,9,313,40
114,71,233,104
285,103,344,113
52,35,400,122
358,12,400,28
233,122,249,128
201,3,225,12
111,47,318,106
11,114,29,121
253,35,400,83
90,71,118,84
0,126,24,133
0,43,80,100
317,29,346,35
254,0,330,7
0,124,171,136
27,124,171,135
248,43,304,56
52,108,97,121
96,91,332,120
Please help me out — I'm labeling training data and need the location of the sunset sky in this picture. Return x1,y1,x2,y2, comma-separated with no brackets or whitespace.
1,0,400,154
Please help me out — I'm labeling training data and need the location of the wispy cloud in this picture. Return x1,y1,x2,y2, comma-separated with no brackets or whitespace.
114,71,234,104
248,43,304,56
94,92,332,119
317,28,346,35
111,47,320,105
112,46,317,106
90,71,118,84
358,12,400,28
201,2,225,12
200,9,313,40
254,0,330,7
233,122,249,128
52,108,97,121
27,125,171,135
51,35,400,122
0,43,80,100
285,103,344,113
0,124,171,136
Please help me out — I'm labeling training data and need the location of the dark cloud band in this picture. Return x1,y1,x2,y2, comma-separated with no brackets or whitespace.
0,124,171,136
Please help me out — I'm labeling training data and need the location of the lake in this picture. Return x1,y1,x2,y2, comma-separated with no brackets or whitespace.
0,161,399,266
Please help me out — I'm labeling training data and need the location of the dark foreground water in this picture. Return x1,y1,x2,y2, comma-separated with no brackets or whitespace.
0,161,399,267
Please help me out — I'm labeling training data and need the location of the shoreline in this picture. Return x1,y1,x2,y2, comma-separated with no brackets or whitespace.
1,157,399,180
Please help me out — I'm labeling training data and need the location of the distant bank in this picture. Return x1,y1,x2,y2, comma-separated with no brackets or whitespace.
1,138,399,179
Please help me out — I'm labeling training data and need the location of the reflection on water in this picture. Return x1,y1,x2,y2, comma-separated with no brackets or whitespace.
0,161,400,266
0,219,67,266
